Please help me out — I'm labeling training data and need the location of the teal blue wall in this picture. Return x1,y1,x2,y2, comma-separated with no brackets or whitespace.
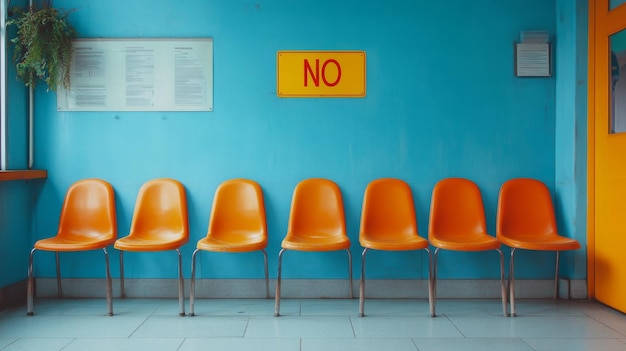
611,0,626,10
0,89,35,289
0,181,43,287
0,3,39,289
612,30,626,51
555,0,588,281
1,0,584,284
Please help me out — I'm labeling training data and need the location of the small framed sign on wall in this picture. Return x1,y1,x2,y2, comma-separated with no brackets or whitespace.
515,43,551,77
57,38,213,112
277,51,366,97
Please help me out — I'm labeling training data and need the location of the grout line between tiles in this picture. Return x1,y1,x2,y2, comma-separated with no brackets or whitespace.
127,304,160,338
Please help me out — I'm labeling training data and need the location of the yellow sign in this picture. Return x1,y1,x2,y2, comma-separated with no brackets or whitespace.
277,51,366,97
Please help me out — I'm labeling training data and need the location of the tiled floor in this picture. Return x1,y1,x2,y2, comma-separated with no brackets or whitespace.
1,298,626,350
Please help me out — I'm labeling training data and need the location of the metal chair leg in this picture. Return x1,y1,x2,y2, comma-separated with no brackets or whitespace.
190,249,199,316
359,248,369,317
424,247,434,317
496,248,507,317
27,248,37,316
274,248,286,317
509,248,517,317
432,248,440,317
346,248,353,299
176,249,185,316
261,249,270,299
554,250,560,299
55,252,62,298
103,248,113,316
28,248,113,316
119,251,125,298
275,248,350,316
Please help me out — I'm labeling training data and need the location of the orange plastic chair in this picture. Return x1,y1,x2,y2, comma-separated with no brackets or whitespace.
496,178,581,316
359,178,433,317
428,178,507,317
114,178,189,316
189,179,269,316
274,178,353,317
27,179,117,316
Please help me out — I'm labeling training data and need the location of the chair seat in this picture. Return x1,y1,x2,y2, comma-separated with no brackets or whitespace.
35,236,116,252
360,234,429,251
281,232,351,251
429,233,500,251
114,236,188,252
498,234,581,251
196,232,267,252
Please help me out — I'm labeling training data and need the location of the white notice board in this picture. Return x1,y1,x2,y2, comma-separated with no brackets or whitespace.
58,38,213,112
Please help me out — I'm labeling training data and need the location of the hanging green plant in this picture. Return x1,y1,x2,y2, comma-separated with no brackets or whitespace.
7,0,76,91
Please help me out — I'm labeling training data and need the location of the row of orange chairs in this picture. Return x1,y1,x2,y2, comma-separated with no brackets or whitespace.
27,177,580,318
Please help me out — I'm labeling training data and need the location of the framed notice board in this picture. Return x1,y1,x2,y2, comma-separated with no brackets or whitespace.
57,38,213,112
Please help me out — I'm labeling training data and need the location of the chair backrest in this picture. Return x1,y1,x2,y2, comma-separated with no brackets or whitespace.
207,179,267,242
57,178,117,242
497,178,558,239
429,178,487,239
128,178,189,243
360,178,418,241
287,178,347,239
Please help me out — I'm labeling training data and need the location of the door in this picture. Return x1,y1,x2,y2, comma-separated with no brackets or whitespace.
590,0,626,312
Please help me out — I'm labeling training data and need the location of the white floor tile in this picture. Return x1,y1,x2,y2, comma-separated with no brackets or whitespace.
357,298,429,316
2,297,626,350
435,298,506,316
180,338,301,351
62,338,185,351
300,299,357,315
0,338,16,349
302,338,419,351
113,298,178,316
449,315,626,338
189,298,290,316
246,316,355,338
583,306,626,335
17,297,163,317
271,298,303,316
508,299,592,316
131,315,249,338
10,298,101,316
412,338,534,351
0,338,74,351
352,315,464,338
0,314,147,338
523,338,626,351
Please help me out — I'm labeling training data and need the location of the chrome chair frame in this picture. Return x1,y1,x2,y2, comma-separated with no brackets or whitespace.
274,248,353,317
119,249,185,316
27,248,113,316
359,247,434,317
508,248,561,317
189,248,270,316
431,247,507,317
